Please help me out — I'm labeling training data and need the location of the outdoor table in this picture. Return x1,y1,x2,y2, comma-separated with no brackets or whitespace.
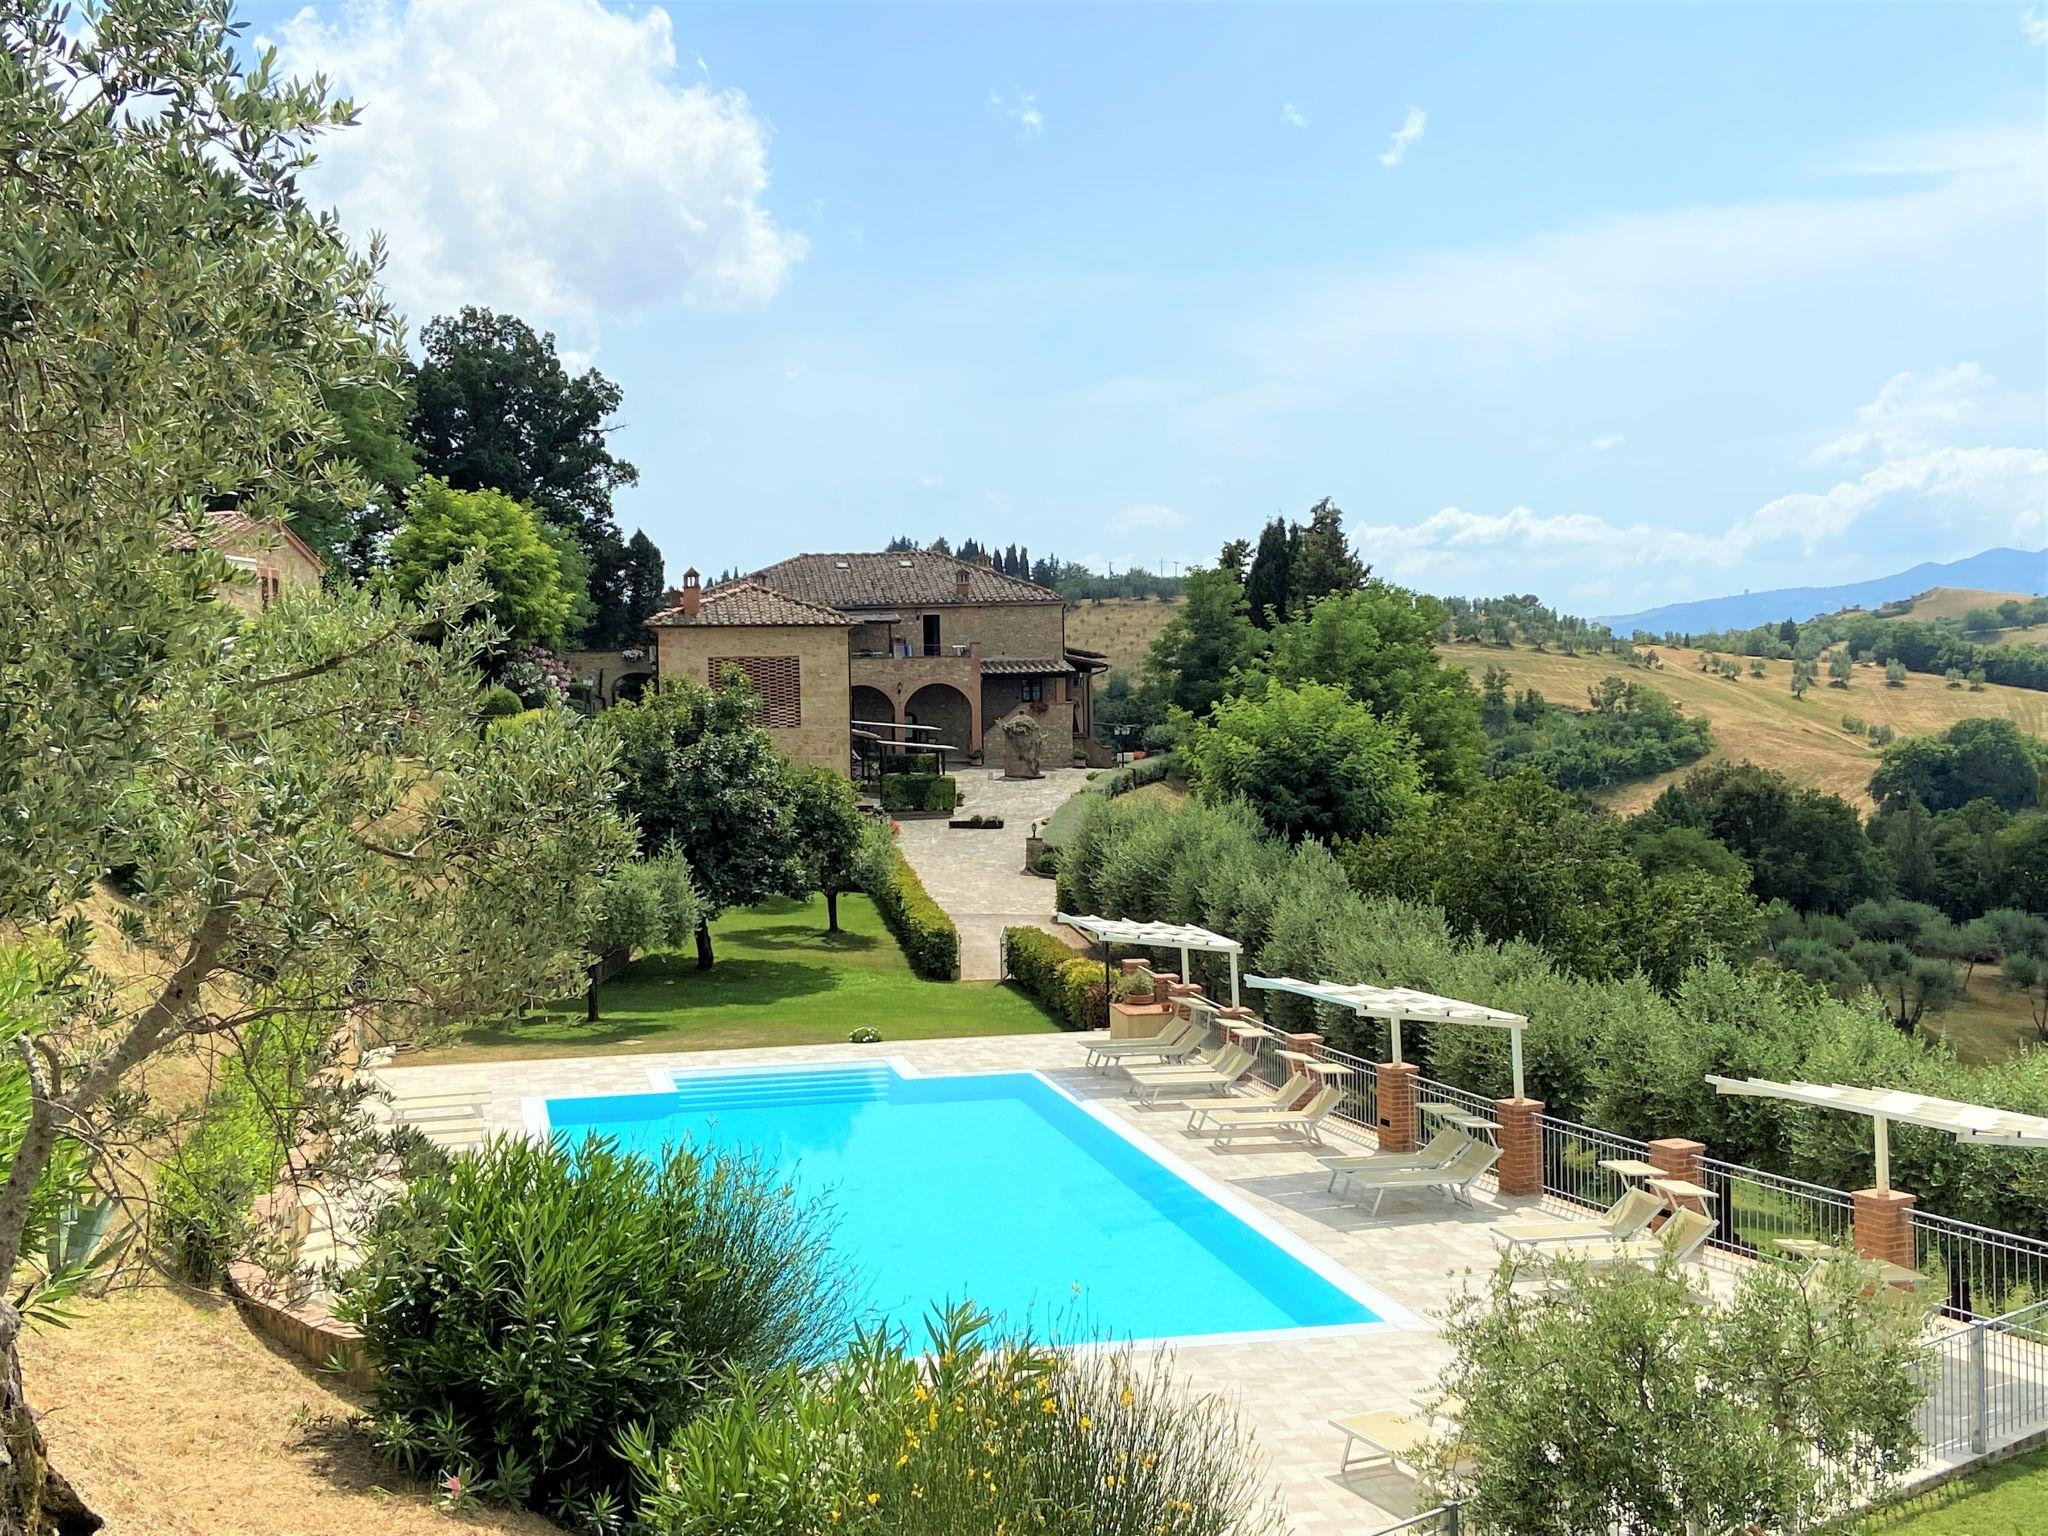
1598,1157,1661,1182
1647,1176,1718,1215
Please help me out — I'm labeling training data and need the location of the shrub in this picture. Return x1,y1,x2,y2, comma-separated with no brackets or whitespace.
154,1022,318,1283
871,845,958,979
878,773,956,813
341,1136,843,1530
1003,925,1106,1029
626,1305,1284,1536
478,683,525,720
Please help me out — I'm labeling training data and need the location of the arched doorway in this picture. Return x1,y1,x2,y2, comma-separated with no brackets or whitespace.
850,684,893,730
903,682,974,755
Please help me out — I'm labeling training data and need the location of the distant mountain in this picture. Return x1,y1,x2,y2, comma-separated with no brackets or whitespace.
1596,548,2048,635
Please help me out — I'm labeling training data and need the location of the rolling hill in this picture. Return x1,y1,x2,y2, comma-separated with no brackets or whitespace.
1064,596,1182,675
1595,548,2046,635
1438,640,2048,813
1867,586,2048,648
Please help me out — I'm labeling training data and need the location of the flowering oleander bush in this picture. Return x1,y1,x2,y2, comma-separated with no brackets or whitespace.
341,1136,844,1531
625,1305,1283,1536
499,644,573,706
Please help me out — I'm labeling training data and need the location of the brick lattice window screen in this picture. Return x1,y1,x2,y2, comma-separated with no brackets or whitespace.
709,656,802,727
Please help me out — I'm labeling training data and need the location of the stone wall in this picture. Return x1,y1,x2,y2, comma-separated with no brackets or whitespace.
654,622,851,774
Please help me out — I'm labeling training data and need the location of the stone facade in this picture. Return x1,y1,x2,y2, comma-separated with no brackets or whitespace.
651,620,852,775
208,511,325,615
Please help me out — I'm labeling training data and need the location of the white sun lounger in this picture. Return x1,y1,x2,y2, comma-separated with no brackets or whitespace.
1317,1128,1472,1191
1082,1014,1201,1069
1490,1186,1667,1254
1334,1140,1502,1215
1175,1074,1313,1129
1123,1042,1246,1085
1538,1207,1716,1273
1206,1084,1344,1146
1126,1047,1255,1103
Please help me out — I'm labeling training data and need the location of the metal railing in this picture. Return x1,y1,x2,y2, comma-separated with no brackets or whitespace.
1364,1504,1463,1535
1536,1113,1650,1212
1699,1157,1855,1260
1917,1298,2048,1458
1916,1211,2048,1322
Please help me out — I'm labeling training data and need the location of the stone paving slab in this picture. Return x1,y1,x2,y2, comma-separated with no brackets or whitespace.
892,766,1092,978
369,1030,1546,1531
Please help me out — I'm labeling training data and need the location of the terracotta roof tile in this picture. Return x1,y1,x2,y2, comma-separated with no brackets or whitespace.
750,551,1056,608
645,580,851,628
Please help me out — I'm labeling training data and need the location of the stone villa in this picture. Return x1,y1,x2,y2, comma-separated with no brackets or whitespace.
637,550,1109,775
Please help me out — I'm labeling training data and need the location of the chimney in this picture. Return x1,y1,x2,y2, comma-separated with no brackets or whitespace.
978,552,993,568
954,564,971,601
680,567,701,620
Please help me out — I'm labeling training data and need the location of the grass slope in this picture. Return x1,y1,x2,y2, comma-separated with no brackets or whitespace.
415,894,1058,1064
1865,587,2048,649
1439,640,2048,813
1860,1447,2048,1533
1064,596,1183,676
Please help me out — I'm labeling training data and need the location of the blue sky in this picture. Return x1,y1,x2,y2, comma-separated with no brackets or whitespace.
255,1,2048,614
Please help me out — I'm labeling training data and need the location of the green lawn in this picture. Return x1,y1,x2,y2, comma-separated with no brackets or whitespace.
1859,1448,2048,1532
412,894,1060,1063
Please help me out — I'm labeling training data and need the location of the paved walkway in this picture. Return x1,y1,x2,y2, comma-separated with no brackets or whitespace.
893,766,1092,979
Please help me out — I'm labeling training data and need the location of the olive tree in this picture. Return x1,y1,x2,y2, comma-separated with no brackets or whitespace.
0,5,629,1524
1421,1255,1924,1534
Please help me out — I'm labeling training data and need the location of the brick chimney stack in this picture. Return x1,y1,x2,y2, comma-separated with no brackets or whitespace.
681,567,701,620
954,564,971,601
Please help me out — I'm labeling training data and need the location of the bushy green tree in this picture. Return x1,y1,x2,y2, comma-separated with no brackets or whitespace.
602,673,805,967
1140,567,1264,716
1241,515,1295,628
1259,585,1486,791
1424,1255,1924,1534
1181,681,1425,843
1870,717,2046,814
787,766,892,932
387,476,572,645
1286,496,1369,606
0,6,628,1517
1637,761,1886,913
579,852,702,1019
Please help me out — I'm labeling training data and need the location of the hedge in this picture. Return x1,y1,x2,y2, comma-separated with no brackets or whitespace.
1002,925,1106,1030
873,845,958,979
1041,753,1175,850
879,772,957,813
1055,790,2048,1240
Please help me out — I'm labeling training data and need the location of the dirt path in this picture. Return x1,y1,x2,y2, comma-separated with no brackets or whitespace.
892,767,1091,979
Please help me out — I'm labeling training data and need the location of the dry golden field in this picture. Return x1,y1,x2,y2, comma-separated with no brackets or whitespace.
1439,640,2048,813
1862,586,2048,648
1064,596,1182,675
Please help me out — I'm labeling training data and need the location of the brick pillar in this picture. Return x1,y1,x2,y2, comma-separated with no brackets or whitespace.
1277,1031,1322,1109
1648,1137,1706,1183
1494,1097,1545,1197
1376,1060,1420,1152
1853,1188,1918,1270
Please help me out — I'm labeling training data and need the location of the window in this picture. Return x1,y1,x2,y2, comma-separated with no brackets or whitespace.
708,655,802,727
1019,678,1044,703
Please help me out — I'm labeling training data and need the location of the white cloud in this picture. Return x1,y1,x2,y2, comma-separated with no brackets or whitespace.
1356,366,2047,602
272,0,804,334
1280,102,1308,130
1113,502,1185,531
1590,434,1624,451
1807,363,1991,464
2025,9,2048,44
913,473,943,488
992,90,1043,140
1379,107,1426,167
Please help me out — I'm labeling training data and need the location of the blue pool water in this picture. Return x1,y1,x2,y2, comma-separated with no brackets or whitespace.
543,1063,1383,1343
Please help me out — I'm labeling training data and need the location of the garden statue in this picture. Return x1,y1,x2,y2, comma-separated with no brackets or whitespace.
1001,711,1045,779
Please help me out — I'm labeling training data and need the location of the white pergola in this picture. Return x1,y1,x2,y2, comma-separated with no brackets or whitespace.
1708,1076,2048,1191
1246,975,1530,1100
1055,914,1242,1006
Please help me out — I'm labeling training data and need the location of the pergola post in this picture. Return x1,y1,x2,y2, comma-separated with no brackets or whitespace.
1377,1059,1421,1153
1228,950,1239,1008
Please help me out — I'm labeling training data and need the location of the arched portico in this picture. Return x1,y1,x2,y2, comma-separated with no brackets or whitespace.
902,681,978,754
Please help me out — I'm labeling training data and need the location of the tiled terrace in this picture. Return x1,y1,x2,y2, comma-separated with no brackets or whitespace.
370,1030,1542,1532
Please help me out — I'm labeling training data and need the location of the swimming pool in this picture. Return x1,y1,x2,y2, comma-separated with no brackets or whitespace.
535,1060,1411,1345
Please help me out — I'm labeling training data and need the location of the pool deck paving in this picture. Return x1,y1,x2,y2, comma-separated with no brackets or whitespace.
369,1029,1600,1532
890,766,1092,979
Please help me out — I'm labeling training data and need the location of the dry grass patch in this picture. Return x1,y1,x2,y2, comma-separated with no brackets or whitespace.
1065,596,1182,676
23,1287,560,1535
1439,640,2048,813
